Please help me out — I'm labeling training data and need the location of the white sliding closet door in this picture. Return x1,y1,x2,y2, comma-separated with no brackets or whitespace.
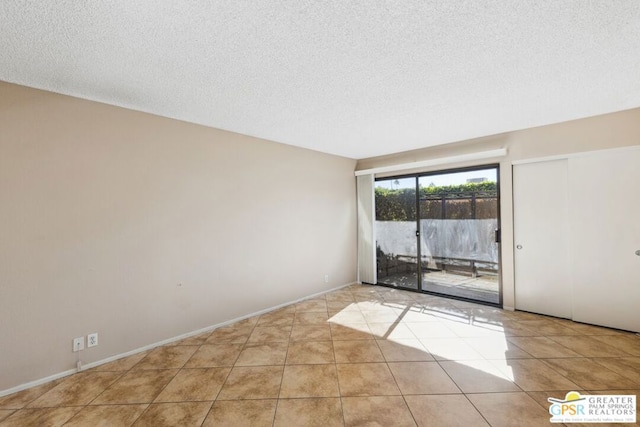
569,149,640,332
513,160,572,318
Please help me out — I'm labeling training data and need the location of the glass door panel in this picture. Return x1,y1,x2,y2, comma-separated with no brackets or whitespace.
374,177,419,289
418,168,500,303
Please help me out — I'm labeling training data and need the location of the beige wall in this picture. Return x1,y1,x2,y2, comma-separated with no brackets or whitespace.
0,82,357,391
357,108,640,310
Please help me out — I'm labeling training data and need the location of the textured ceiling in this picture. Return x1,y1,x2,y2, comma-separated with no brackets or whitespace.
2,1,640,159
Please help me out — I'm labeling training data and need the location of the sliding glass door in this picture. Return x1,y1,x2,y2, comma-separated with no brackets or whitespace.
374,177,419,289
375,166,501,304
418,168,500,303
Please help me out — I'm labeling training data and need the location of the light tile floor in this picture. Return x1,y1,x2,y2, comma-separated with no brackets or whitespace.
1,284,639,426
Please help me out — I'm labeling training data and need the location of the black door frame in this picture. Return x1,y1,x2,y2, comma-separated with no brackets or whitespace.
374,163,502,307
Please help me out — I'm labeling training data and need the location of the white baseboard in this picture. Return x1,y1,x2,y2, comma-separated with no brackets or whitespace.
0,369,79,399
503,305,515,311
0,282,356,398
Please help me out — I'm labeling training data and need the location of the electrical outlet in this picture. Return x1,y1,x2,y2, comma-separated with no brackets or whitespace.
87,333,98,348
73,337,84,352
324,274,329,283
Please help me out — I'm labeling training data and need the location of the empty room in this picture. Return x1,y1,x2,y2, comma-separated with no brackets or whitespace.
1,2,639,426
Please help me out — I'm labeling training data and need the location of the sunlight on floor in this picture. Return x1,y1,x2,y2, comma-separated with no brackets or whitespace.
326,288,520,382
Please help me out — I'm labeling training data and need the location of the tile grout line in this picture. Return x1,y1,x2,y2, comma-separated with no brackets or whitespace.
462,392,494,427
327,300,347,427
270,303,297,427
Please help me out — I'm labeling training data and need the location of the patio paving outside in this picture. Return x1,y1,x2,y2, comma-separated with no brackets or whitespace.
377,271,499,304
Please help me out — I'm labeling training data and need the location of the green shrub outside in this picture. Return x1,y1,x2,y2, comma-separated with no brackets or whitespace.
375,182,497,221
